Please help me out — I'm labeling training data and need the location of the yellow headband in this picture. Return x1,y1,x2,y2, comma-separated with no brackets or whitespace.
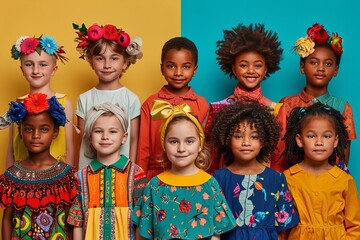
151,100,205,150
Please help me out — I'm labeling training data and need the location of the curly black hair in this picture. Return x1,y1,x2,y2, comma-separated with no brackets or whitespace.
210,100,280,166
283,102,348,167
216,23,283,79
161,37,198,65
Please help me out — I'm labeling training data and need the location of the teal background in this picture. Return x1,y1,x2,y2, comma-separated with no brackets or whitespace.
181,0,360,185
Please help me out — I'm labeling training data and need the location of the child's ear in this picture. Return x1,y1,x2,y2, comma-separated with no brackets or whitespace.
160,63,164,75
51,65,58,77
333,65,339,77
300,62,305,74
296,134,303,147
333,135,339,148
121,132,129,145
52,127,59,139
193,65,198,76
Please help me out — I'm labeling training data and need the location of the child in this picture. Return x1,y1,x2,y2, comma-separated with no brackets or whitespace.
132,100,235,239
67,102,147,239
283,102,360,238
7,35,75,167
73,23,143,169
0,93,78,239
271,23,356,172
204,23,283,172
211,102,299,240
137,37,209,180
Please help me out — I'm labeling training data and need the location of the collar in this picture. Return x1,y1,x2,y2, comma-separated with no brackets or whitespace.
89,155,130,173
158,86,198,101
299,88,331,104
233,85,263,101
157,170,211,186
288,164,342,179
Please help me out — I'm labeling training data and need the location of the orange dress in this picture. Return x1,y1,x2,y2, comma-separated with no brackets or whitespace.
284,164,360,239
136,86,209,180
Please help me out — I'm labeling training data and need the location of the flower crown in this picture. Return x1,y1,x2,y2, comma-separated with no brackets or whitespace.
11,35,68,63
73,23,143,63
6,93,67,127
293,23,343,58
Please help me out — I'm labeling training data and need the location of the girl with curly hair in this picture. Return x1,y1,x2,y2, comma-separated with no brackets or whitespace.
211,102,298,240
271,23,356,172
204,23,283,172
283,102,360,239
132,100,235,240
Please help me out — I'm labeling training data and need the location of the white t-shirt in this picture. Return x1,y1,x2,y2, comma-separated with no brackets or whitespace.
76,87,140,169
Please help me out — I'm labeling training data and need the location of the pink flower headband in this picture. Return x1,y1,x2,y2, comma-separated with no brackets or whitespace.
73,23,143,62
11,35,68,63
293,23,343,58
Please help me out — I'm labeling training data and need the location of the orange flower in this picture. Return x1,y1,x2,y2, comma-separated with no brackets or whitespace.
191,220,197,228
202,192,210,200
199,218,207,226
136,209,142,217
195,186,202,192
24,93,49,114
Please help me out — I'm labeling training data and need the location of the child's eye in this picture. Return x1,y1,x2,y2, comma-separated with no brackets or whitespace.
24,127,33,132
255,64,263,69
41,128,49,133
40,63,48,67
239,64,247,68
233,135,243,139
309,60,318,65
186,139,195,145
325,62,333,67
324,135,333,139
251,135,259,140
25,63,33,67
166,64,175,69
306,134,315,139
183,65,191,70
169,140,178,144
94,130,103,134
111,57,120,61
95,57,103,61
110,130,118,134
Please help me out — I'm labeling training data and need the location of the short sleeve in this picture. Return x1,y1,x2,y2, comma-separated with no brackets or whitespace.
132,164,147,204
76,95,86,119
275,173,299,230
129,93,141,120
343,103,356,140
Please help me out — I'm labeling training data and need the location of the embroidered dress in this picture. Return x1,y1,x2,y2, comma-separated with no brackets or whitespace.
13,93,68,161
67,155,147,240
137,86,209,180
213,167,299,239
284,164,360,239
271,88,356,172
132,170,236,239
0,161,78,239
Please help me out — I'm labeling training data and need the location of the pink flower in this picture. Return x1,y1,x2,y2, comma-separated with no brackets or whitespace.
275,210,289,223
87,24,103,41
282,190,293,202
103,24,119,41
178,199,191,213
20,38,39,55
116,32,130,47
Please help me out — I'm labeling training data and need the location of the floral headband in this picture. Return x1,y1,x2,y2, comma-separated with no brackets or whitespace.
151,100,205,150
11,35,68,63
73,23,143,62
293,23,343,58
5,93,66,127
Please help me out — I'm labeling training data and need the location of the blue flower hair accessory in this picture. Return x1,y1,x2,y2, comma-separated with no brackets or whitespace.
11,35,68,63
3,93,67,128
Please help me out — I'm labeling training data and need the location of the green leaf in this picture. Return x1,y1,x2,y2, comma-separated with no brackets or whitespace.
72,23,79,30
36,45,42,55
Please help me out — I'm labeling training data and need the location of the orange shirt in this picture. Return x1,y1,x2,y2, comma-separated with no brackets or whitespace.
136,86,209,180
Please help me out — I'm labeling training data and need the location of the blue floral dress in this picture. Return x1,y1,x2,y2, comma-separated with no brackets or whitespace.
131,170,236,239
213,167,299,239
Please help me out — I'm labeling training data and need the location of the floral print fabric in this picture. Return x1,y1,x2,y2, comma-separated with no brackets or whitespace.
131,170,235,239
213,167,299,239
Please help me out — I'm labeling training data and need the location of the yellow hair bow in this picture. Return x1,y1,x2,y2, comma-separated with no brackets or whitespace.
151,100,205,150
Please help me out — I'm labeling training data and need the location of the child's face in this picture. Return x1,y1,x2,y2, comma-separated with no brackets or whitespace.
232,51,267,90
230,121,262,163
164,119,201,174
90,115,128,161
90,47,128,86
296,116,338,164
20,50,58,91
300,46,339,91
161,48,197,95
20,112,59,154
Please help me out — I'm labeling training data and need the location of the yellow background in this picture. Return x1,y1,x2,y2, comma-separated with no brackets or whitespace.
0,0,180,230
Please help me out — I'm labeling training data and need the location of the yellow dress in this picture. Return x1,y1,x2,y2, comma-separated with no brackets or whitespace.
284,164,360,240
13,93,67,161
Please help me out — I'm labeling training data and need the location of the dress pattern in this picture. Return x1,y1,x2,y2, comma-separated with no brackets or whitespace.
213,167,299,239
131,170,236,239
0,161,78,239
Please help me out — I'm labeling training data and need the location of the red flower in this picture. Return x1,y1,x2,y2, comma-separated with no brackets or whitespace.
24,93,49,114
330,33,343,55
156,209,167,221
103,24,119,41
178,199,192,213
87,24,103,41
307,23,329,44
116,32,130,47
20,37,39,55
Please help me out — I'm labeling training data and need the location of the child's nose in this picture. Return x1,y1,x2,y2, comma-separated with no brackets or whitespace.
174,67,183,76
177,142,185,152
32,130,40,139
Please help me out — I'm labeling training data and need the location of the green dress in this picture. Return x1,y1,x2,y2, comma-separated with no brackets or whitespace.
131,170,235,239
